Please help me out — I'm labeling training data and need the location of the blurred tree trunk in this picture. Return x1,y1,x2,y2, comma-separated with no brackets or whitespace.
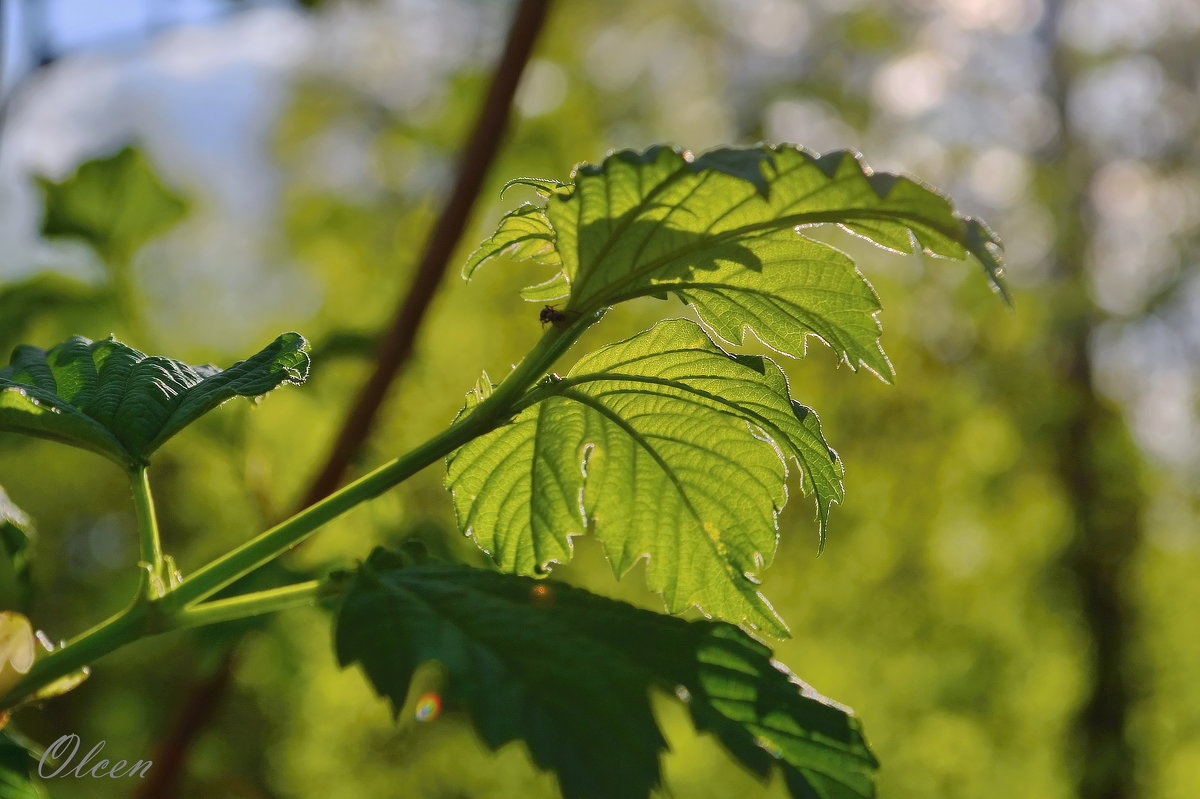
1041,3,1144,798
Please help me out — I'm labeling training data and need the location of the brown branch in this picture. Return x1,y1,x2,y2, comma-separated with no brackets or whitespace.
133,2,552,796
1040,3,1142,798
301,0,552,507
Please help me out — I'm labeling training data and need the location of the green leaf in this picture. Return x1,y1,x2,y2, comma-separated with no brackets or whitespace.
37,145,187,265
464,204,561,276
335,552,877,799
0,731,44,799
0,489,35,604
0,333,310,468
469,144,1007,377
446,319,841,635
500,176,573,197
463,203,568,302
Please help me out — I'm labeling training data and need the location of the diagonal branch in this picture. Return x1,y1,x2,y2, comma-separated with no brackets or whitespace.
133,3,553,797
300,0,553,508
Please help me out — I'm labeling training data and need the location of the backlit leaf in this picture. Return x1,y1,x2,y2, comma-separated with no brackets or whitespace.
464,202,568,302
447,319,841,635
469,144,1007,377
463,203,561,277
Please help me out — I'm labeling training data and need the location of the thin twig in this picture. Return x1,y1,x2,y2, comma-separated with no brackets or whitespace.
134,2,552,795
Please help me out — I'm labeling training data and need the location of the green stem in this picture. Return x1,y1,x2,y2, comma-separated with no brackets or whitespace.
171,581,331,629
0,310,601,711
163,415,482,611
1,602,151,710
0,582,338,709
165,312,597,611
130,466,165,598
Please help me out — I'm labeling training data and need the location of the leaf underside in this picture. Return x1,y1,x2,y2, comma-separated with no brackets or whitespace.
467,143,1007,379
0,333,310,468
335,552,877,799
447,319,841,636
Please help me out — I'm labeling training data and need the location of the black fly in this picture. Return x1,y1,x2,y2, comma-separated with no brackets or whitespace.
539,304,568,327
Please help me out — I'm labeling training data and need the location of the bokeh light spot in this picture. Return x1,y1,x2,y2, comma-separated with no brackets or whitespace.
530,583,554,607
414,692,441,723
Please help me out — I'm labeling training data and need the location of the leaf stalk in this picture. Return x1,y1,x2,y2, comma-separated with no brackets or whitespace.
130,466,166,599
170,581,332,630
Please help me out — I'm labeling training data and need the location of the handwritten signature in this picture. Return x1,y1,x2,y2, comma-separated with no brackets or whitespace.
38,734,152,779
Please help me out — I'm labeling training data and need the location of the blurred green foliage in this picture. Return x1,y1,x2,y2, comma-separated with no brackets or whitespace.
0,1,1197,798
36,147,187,269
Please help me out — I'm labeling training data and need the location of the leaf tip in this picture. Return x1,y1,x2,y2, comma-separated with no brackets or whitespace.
963,218,1012,306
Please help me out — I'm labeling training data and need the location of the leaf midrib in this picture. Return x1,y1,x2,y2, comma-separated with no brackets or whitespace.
570,207,963,312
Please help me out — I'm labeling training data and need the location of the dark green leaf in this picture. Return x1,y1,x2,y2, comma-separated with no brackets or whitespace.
469,144,1007,378
447,319,842,635
0,731,44,799
335,553,876,799
0,333,310,468
37,146,187,265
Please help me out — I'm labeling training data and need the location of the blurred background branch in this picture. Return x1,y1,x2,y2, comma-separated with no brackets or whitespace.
132,1,552,796
298,0,552,507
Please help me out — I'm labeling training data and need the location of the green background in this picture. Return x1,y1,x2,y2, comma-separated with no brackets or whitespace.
1,0,1197,797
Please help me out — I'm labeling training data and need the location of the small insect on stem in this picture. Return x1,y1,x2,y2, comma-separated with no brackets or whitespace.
539,304,569,328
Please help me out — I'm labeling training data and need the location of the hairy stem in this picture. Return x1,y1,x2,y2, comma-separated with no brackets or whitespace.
130,466,165,599
0,317,593,710
171,581,331,629
166,319,584,610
